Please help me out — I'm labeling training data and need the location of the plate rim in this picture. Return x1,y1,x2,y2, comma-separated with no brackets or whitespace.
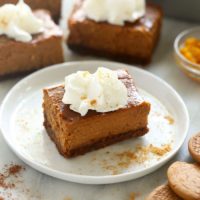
0,60,190,184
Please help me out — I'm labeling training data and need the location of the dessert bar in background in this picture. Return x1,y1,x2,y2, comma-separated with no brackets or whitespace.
67,0,163,65
43,68,151,158
0,0,61,22
0,1,64,78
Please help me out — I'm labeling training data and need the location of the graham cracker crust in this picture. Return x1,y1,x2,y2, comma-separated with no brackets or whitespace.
67,44,151,66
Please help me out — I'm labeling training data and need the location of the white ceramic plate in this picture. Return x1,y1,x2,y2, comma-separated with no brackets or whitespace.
0,61,189,184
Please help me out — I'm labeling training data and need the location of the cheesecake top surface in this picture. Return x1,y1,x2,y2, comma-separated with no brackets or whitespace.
0,9,62,45
71,0,162,32
44,69,148,122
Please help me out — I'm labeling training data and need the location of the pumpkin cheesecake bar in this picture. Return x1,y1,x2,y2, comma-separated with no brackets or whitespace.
0,5,63,78
43,68,151,158
67,0,162,65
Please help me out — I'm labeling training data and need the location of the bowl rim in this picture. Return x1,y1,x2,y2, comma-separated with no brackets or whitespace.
174,26,200,69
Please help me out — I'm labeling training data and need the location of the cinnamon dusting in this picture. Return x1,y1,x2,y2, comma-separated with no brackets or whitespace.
0,163,25,199
80,95,87,100
90,99,97,106
116,151,137,168
164,115,174,125
100,144,172,175
0,19,8,27
8,165,23,176
0,164,24,189
149,144,171,156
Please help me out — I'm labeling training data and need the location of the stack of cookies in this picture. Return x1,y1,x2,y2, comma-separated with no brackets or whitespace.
146,133,200,200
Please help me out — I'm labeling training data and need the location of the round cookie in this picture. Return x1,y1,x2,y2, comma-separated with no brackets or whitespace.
189,132,200,163
167,161,200,200
146,184,182,200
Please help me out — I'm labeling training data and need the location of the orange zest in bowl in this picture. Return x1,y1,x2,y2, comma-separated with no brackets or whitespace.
180,37,200,64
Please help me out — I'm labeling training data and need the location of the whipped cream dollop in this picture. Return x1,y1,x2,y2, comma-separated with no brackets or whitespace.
82,0,145,25
0,0,44,42
62,67,128,116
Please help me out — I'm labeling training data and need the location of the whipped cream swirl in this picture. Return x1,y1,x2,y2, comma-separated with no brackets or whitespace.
0,0,44,42
82,0,145,26
62,67,128,116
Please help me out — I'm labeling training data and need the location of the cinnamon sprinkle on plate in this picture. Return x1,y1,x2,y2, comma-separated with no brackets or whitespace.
100,144,172,175
164,115,174,125
149,144,171,156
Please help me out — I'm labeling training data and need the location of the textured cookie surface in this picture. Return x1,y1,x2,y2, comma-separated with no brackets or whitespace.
189,132,200,163
146,184,182,200
167,162,200,200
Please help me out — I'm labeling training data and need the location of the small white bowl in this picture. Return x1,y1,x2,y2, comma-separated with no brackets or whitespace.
174,27,200,82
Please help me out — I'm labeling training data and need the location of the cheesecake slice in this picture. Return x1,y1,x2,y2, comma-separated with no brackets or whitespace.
43,69,151,158
67,0,162,65
0,10,63,78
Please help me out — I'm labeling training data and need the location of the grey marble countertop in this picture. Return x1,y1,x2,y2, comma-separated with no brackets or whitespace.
0,1,200,200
